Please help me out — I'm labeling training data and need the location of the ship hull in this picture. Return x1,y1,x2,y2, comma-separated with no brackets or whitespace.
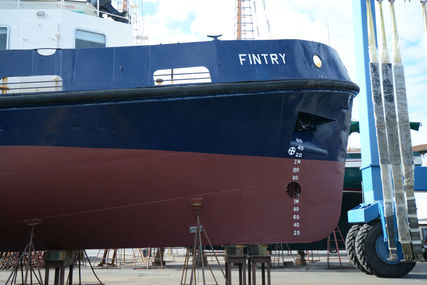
0,79,356,250
0,146,344,250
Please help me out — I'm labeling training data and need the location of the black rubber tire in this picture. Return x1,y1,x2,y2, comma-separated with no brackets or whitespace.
345,224,370,273
355,220,416,278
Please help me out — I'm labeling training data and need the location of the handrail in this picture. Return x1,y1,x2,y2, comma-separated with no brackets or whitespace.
2,0,93,9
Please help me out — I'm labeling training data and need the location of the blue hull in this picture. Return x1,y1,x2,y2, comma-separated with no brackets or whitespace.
0,80,356,161
0,40,359,250
1,39,352,92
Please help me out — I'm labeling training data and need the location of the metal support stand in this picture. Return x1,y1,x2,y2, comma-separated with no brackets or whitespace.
271,243,296,267
180,198,227,285
326,227,345,268
247,256,271,285
152,248,165,268
225,256,246,285
306,250,320,263
0,252,21,270
295,250,306,266
43,251,77,285
5,219,43,285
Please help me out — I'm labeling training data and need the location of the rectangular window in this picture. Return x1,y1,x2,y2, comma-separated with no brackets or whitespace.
0,27,8,50
153,66,211,86
1,75,63,95
75,29,106,49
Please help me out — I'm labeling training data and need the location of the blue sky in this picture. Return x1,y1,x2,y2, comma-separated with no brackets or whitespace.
141,0,427,148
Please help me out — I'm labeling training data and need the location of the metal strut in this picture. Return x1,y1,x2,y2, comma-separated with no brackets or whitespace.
5,219,44,285
180,198,228,285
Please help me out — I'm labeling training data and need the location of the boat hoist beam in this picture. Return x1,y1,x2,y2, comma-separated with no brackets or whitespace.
348,0,427,278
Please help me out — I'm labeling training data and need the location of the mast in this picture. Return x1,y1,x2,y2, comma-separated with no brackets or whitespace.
123,0,128,13
236,0,242,40
235,0,254,40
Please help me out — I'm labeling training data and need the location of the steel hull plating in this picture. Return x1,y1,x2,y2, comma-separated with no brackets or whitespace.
0,147,344,250
0,81,356,251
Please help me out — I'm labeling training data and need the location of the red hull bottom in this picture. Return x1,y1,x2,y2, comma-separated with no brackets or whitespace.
0,146,344,251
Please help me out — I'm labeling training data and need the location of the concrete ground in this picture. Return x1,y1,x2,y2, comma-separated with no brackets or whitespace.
0,251,426,285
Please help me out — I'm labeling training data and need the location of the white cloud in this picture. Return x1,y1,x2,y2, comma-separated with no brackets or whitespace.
189,1,235,39
143,0,235,44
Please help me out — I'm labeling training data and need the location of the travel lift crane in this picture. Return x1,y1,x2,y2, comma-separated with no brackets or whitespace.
348,0,427,278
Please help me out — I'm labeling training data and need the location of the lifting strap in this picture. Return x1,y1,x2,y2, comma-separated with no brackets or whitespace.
378,0,412,261
389,0,424,261
366,0,398,260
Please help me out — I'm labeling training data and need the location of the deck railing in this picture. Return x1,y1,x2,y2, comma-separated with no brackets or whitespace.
0,0,129,23
1,75,63,95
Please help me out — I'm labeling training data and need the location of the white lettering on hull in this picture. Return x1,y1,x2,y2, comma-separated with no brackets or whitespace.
238,53,286,65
